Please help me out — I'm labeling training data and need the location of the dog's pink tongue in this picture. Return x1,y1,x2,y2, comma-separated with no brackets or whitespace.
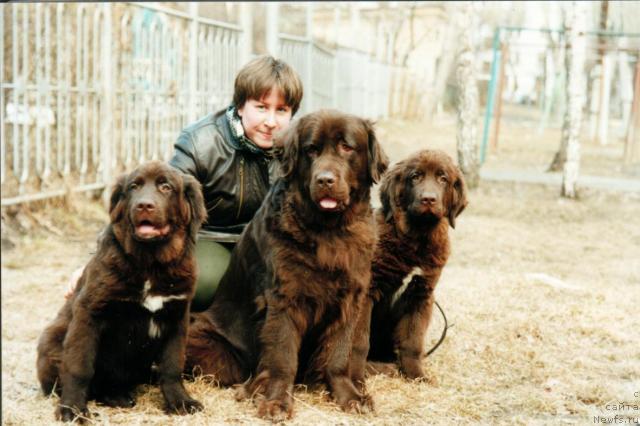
137,224,170,238
319,198,338,209
137,224,159,237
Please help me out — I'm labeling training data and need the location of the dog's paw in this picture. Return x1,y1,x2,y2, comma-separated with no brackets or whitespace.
407,372,437,385
400,358,427,381
403,369,426,381
340,393,375,414
165,397,204,415
55,404,90,423
350,372,367,394
233,383,251,401
402,366,437,384
257,398,293,422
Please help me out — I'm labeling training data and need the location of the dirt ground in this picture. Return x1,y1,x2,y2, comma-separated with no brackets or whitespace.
2,114,640,425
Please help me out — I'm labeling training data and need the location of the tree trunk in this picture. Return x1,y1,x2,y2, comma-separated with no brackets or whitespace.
548,18,570,172
597,0,611,145
548,111,570,171
424,4,459,122
561,2,588,198
455,2,480,189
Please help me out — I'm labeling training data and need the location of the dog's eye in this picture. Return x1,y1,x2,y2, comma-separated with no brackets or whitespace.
339,142,354,153
305,145,319,156
159,182,172,192
411,172,422,182
438,175,448,184
129,183,139,191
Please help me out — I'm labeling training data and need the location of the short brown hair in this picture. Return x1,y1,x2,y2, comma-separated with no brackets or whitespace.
233,55,304,116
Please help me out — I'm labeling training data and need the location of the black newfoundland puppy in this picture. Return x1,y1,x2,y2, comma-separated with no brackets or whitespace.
37,161,207,422
350,149,468,382
186,110,388,421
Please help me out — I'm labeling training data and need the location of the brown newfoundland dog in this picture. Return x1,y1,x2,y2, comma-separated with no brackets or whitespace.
37,161,207,422
186,110,388,421
350,150,467,382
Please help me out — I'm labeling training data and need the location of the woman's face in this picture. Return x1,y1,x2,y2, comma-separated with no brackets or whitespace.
238,89,293,149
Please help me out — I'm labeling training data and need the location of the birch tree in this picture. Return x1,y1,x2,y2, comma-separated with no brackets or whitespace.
424,3,459,121
455,2,480,189
548,96,570,171
561,2,588,198
548,3,589,174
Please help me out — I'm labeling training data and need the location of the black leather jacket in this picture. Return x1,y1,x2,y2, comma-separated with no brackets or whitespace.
169,108,278,233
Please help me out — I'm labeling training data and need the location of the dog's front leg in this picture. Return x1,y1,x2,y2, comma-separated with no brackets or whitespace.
248,305,302,422
395,279,436,380
57,309,99,423
158,310,204,415
325,304,374,414
349,295,373,393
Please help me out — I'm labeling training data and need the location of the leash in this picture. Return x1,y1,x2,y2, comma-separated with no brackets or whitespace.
424,300,452,357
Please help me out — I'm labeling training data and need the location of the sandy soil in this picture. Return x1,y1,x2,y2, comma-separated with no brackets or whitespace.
2,115,639,425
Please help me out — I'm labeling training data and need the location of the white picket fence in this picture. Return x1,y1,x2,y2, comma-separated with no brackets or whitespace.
1,2,395,206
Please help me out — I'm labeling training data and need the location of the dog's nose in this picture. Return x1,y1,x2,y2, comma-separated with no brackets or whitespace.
421,193,437,205
316,171,336,188
136,199,156,212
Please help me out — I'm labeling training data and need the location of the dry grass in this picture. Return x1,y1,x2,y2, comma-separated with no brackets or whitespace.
2,115,640,425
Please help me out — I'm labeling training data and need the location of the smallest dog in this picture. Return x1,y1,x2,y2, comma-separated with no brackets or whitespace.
352,150,467,381
37,161,206,422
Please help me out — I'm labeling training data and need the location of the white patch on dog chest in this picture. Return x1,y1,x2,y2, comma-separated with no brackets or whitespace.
141,280,187,313
391,266,424,306
148,319,161,339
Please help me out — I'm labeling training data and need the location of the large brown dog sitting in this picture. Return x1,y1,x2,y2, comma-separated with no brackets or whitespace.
350,150,467,383
186,110,388,421
37,161,206,422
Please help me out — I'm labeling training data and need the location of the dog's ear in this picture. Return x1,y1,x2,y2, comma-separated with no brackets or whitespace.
109,174,128,223
274,118,301,181
363,120,389,184
447,167,468,229
181,173,207,239
379,162,405,223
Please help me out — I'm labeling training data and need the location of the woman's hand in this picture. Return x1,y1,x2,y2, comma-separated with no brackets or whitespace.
64,267,84,299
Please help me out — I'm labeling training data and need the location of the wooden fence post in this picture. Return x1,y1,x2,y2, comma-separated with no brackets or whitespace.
305,3,313,114
624,62,640,165
187,2,199,123
266,3,278,56
240,3,253,66
491,42,508,150
100,3,113,207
